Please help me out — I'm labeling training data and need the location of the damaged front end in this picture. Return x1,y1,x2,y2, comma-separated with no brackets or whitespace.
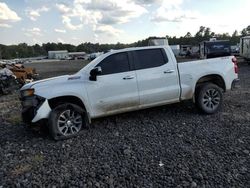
20,89,51,125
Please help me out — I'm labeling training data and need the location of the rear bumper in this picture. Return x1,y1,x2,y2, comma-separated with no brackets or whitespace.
231,78,240,90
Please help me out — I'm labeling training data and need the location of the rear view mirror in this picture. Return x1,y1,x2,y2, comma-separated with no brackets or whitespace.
89,66,102,81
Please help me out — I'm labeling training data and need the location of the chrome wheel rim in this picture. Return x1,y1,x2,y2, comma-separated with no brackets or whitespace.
202,89,220,110
57,109,82,136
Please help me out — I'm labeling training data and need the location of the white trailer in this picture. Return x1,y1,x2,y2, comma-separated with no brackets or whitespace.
240,36,250,60
148,37,169,46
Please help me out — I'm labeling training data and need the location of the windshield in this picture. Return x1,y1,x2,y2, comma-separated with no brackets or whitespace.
79,53,106,72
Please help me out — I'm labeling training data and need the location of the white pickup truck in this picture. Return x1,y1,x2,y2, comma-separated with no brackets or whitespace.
20,46,239,140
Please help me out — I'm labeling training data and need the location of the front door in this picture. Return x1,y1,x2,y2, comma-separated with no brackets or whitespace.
85,52,139,117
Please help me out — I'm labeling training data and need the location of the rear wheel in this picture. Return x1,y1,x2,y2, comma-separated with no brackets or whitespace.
48,103,88,140
195,83,223,114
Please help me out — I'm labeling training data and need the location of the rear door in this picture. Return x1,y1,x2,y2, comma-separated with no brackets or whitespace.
132,48,180,107
85,52,139,117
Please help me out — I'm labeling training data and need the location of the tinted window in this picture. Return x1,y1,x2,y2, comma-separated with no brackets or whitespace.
97,52,130,75
133,49,167,70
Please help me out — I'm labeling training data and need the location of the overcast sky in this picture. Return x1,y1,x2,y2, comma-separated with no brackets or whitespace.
0,0,249,45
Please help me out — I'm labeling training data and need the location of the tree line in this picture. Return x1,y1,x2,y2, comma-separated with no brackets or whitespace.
1,25,250,59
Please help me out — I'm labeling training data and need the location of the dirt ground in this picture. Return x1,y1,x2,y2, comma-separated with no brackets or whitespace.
0,59,249,187
26,60,89,79
1,60,88,126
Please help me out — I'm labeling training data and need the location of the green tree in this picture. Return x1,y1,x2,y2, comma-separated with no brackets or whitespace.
204,27,211,38
246,25,250,35
1,25,249,59
241,28,248,36
195,26,206,37
184,32,192,38
232,30,238,37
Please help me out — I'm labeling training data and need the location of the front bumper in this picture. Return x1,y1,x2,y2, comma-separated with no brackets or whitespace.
21,95,51,124
22,106,36,124
231,78,240,90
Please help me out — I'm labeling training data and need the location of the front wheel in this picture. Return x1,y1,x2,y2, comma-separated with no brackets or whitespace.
195,83,223,114
48,103,88,140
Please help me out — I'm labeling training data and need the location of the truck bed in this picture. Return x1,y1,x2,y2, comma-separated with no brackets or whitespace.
176,56,237,100
176,57,201,63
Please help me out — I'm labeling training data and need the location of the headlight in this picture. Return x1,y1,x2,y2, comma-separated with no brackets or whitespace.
21,89,35,97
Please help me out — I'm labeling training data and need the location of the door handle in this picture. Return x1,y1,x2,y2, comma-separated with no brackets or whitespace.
164,70,175,74
123,76,135,80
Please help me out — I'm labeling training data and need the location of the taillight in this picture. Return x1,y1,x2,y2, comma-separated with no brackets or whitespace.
232,57,238,74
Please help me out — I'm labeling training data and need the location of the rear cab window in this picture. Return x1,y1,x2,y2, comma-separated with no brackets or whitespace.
132,48,168,70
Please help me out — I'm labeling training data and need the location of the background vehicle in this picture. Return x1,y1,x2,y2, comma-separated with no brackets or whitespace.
240,36,250,61
179,45,192,56
200,40,231,59
0,67,20,95
231,45,240,56
148,37,169,46
20,46,239,140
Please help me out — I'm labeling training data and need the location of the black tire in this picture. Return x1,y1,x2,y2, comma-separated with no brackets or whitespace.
48,103,88,140
195,83,223,114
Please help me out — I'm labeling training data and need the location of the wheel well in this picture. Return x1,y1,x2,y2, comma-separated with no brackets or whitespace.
48,96,86,110
195,75,226,91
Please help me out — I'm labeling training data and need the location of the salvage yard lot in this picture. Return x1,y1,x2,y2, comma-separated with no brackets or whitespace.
26,60,89,79
0,60,249,187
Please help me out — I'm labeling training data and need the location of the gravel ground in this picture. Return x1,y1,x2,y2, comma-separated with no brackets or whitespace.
0,60,249,187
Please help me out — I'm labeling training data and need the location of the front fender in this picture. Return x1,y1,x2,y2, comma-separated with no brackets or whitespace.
33,81,93,119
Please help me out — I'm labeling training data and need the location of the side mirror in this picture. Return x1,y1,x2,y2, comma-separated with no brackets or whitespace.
89,66,102,81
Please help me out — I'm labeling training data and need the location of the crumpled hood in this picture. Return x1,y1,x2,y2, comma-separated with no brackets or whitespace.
21,75,72,90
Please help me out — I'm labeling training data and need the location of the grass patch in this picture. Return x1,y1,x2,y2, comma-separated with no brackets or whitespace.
10,154,44,176
6,114,22,125
31,154,44,164
11,164,32,176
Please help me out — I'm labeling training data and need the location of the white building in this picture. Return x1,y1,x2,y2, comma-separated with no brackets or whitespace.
240,36,250,60
48,50,68,59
